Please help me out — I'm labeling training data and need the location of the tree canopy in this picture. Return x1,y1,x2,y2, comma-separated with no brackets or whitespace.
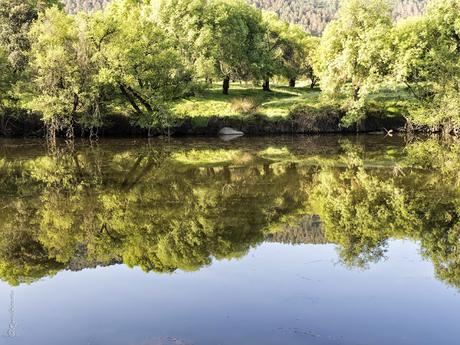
1,0,460,136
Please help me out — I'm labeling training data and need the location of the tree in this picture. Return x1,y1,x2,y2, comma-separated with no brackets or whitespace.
278,23,319,88
304,36,320,89
206,0,266,94
157,0,209,78
28,7,99,140
0,45,17,134
256,12,288,91
393,0,460,134
318,0,393,126
310,148,418,268
0,0,62,73
0,45,13,108
392,16,434,97
89,0,192,133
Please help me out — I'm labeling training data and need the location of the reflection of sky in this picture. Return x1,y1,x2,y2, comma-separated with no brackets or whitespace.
0,240,458,345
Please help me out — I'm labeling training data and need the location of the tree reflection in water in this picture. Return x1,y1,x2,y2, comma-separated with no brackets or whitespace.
0,137,459,290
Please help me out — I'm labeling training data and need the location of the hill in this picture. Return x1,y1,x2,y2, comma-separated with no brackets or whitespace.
248,0,427,34
61,0,427,34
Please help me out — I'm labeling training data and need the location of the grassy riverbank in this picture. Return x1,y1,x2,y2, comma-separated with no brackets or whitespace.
0,83,412,137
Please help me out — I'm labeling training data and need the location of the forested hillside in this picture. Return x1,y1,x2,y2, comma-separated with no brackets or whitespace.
61,0,427,34
248,0,427,34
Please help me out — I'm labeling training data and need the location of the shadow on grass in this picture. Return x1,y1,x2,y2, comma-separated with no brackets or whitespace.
173,83,321,118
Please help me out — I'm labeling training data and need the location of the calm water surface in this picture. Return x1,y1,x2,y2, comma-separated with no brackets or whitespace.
0,135,459,345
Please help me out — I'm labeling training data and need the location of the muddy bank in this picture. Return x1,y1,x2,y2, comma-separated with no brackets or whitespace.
0,107,407,137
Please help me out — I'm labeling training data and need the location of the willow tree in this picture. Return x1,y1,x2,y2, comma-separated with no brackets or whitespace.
393,0,460,134
318,0,393,126
157,0,210,79
255,12,288,92
0,45,18,135
259,13,319,90
0,46,13,107
28,7,99,140
0,0,64,135
89,0,192,133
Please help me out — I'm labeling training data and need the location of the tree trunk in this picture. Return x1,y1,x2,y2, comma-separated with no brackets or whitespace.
119,84,142,114
223,76,230,95
127,85,153,112
289,78,296,88
353,85,361,101
262,78,271,92
310,78,317,89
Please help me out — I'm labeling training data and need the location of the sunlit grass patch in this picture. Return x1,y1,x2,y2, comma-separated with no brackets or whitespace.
172,83,321,118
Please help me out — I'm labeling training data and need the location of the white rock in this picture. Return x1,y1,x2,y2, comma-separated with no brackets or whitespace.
219,127,244,136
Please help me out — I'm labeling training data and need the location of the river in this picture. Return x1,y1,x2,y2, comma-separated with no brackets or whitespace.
0,135,458,345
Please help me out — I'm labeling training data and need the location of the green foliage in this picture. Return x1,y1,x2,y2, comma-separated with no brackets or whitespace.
88,0,192,132
28,7,99,136
63,0,429,35
318,0,393,126
311,149,417,267
391,0,460,133
0,142,309,283
308,139,460,287
207,0,266,92
0,0,459,135
0,45,14,110
157,0,209,75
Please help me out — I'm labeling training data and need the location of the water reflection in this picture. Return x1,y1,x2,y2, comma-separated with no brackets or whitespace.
0,136,459,291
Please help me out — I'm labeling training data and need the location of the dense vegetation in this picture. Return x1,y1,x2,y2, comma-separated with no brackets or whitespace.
0,0,459,138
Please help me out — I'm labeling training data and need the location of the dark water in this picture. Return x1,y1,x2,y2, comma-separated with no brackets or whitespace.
0,135,459,345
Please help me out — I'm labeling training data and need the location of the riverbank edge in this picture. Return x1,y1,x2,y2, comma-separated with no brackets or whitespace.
0,107,407,137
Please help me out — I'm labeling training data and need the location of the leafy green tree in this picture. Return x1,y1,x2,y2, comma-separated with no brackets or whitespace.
206,0,266,94
157,0,210,79
393,0,460,133
280,23,319,88
392,16,434,99
256,12,287,91
258,12,317,91
318,0,393,126
28,7,99,139
0,0,62,72
0,143,310,283
310,149,418,267
89,0,192,133
304,36,320,89
0,45,15,131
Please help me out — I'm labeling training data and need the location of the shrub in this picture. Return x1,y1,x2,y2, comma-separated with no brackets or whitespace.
230,98,261,116
289,105,343,133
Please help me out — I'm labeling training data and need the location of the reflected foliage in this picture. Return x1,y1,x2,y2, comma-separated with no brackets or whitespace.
0,140,310,284
312,138,460,288
1,137,460,291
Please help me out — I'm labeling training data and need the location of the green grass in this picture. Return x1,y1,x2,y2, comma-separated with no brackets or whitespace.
172,82,321,118
367,86,414,117
172,82,415,120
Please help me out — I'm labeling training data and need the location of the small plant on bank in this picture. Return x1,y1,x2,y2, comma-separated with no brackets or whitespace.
231,98,262,116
